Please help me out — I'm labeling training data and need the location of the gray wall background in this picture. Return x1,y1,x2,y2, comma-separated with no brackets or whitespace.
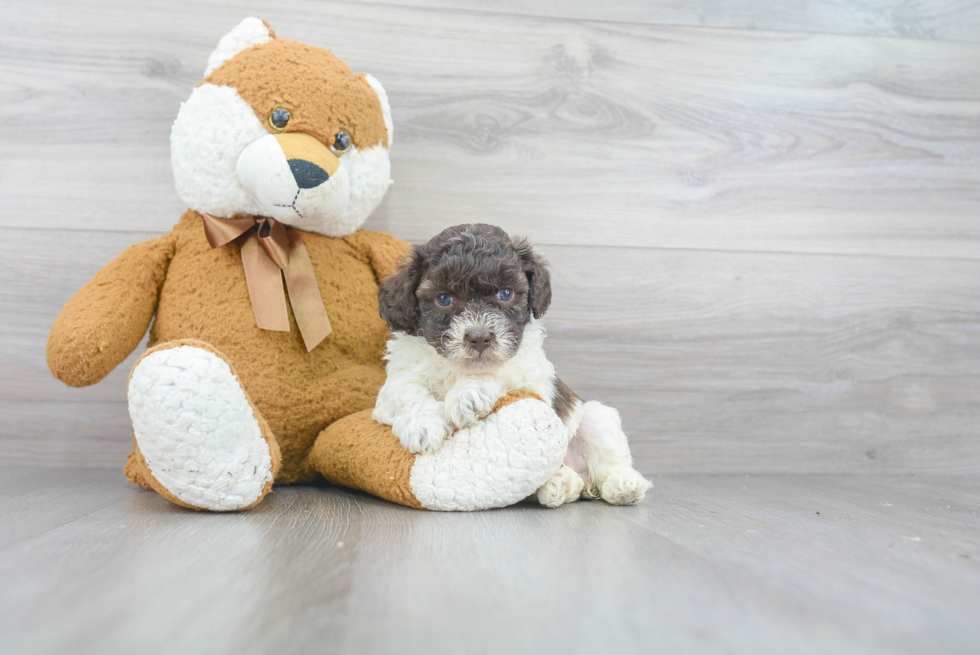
2,0,978,475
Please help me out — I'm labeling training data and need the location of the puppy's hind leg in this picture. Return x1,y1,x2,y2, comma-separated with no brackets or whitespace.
575,401,651,505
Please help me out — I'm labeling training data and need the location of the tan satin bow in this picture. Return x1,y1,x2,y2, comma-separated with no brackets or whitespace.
201,213,332,352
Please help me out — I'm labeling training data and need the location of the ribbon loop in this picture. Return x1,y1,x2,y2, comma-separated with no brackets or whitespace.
201,213,332,351
256,217,290,270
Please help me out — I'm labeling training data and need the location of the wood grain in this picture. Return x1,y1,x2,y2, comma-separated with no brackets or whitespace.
358,0,980,44
1,1,978,475
543,245,980,475
7,229,979,474
1,1,979,258
2,4,978,651
1,468,978,654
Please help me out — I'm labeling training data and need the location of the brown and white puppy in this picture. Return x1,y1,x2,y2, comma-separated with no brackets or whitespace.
373,224,650,506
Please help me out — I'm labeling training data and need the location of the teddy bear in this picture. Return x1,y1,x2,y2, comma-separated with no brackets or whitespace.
47,18,569,512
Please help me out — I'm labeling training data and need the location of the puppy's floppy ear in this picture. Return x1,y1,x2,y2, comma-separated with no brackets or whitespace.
378,244,428,333
513,237,552,319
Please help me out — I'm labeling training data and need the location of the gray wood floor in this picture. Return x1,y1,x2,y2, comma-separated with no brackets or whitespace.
2,1,979,652
1,468,978,654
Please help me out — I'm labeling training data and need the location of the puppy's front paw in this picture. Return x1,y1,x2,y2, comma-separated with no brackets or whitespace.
598,466,652,506
536,465,585,508
393,409,453,454
445,382,498,429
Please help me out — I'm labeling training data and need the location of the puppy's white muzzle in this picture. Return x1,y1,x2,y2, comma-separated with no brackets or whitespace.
236,132,350,229
443,308,518,368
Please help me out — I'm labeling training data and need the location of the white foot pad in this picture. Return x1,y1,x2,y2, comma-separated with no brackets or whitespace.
128,345,273,511
536,465,585,508
410,398,568,511
599,466,652,506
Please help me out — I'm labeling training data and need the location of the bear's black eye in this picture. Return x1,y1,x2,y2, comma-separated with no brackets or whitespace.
332,130,352,155
497,289,514,302
269,108,290,131
436,294,453,307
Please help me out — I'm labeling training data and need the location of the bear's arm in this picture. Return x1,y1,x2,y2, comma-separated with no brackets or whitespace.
47,233,176,387
343,229,412,282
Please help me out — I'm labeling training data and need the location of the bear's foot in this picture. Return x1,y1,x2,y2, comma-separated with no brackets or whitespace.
128,341,279,511
409,395,568,511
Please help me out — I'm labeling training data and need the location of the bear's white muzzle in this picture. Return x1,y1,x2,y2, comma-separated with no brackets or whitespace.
236,132,351,230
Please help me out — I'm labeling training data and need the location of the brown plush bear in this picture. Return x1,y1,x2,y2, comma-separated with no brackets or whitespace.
47,19,569,512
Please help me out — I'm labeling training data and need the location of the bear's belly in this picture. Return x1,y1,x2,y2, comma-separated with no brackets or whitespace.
149,221,390,480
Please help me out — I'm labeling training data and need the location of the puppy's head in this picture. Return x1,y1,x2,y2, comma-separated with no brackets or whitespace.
379,224,551,368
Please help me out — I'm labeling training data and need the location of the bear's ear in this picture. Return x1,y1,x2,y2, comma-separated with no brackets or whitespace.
204,17,275,78
364,74,394,147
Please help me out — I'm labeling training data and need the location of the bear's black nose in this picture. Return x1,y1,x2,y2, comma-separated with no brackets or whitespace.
465,331,494,353
288,159,330,189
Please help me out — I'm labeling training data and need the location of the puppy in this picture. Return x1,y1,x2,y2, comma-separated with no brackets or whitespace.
373,224,651,507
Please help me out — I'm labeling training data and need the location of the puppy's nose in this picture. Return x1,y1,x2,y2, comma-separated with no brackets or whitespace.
465,331,494,353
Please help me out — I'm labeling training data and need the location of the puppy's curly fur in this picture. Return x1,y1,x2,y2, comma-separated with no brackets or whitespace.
373,224,651,506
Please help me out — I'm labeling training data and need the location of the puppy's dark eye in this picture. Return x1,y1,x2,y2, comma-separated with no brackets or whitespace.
269,108,290,131
331,130,352,155
436,294,453,307
497,289,514,302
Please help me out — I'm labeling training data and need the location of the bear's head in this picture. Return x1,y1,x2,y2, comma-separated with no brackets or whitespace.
171,18,393,237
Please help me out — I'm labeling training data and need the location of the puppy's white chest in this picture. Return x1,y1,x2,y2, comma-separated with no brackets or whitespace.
425,371,459,402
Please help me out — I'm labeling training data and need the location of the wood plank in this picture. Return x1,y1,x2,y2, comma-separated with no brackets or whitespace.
541,245,980,475
0,467,126,550
1,470,978,654
1,0,978,258
0,401,133,469
5,229,979,474
0,229,155,406
362,0,980,44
